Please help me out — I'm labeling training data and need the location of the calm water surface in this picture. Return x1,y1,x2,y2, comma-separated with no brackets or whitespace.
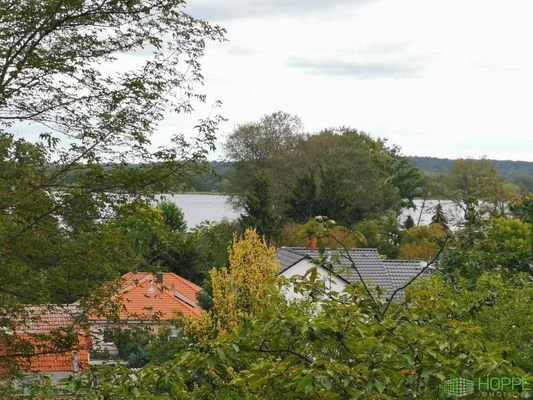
160,194,240,229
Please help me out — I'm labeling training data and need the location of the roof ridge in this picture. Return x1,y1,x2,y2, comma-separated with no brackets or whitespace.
164,272,202,291
119,273,152,294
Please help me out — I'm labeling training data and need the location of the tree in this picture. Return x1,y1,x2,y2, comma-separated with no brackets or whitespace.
36,223,530,398
445,159,499,199
443,217,533,277
510,193,533,224
226,121,423,226
1,0,225,194
283,217,361,250
444,159,517,222
403,215,415,229
157,200,187,233
409,272,533,372
0,0,224,373
430,203,449,229
239,172,278,241
70,273,525,399
285,171,320,223
355,212,402,258
225,111,304,165
183,228,280,339
112,204,239,285
282,129,422,226
113,202,169,262
398,224,448,260
225,111,304,211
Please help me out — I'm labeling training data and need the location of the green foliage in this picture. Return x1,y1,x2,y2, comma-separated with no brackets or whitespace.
105,327,152,368
113,202,168,262
430,203,449,229
278,217,363,250
446,158,498,196
20,216,531,397
444,159,518,221
239,172,279,241
189,161,235,193
410,156,533,193
510,193,533,224
226,121,423,226
71,276,526,399
398,224,448,260
286,171,320,222
114,204,240,285
0,0,224,374
0,136,139,307
281,129,422,225
157,200,187,233
409,273,533,372
163,220,240,286
403,215,415,229
192,156,532,196
142,327,188,365
355,212,402,258
1,0,225,195
101,326,188,369
192,221,242,273
444,217,533,276
225,111,304,165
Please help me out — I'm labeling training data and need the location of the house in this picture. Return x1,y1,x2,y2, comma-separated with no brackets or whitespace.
89,272,202,358
277,247,431,301
0,305,90,377
0,272,201,374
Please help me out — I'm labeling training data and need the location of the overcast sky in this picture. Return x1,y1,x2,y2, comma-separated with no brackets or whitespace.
165,0,533,161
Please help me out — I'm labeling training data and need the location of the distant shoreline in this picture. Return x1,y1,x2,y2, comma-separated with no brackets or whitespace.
164,193,455,201
159,192,227,196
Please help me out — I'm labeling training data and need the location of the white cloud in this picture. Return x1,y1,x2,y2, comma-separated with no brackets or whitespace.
189,0,533,161
17,0,530,161
286,56,427,79
185,0,378,21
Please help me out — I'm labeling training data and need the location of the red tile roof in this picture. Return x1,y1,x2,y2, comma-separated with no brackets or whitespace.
16,305,81,334
2,305,90,374
92,272,202,321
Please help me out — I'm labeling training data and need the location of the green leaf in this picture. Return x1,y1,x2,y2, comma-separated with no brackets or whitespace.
320,376,332,390
375,380,385,393
216,348,226,361
207,354,217,369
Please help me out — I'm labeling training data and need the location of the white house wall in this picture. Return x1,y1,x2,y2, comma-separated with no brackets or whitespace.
279,259,348,301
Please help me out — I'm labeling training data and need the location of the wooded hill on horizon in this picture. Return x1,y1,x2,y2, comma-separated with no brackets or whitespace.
191,156,533,194
408,156,533,178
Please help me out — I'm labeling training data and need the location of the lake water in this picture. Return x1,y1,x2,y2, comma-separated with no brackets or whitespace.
162,194,463,230
158,194,240,229
399,199,464,229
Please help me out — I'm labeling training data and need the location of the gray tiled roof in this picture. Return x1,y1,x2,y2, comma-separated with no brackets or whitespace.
383,260,430,289
276,247,433,300
277,248,309,273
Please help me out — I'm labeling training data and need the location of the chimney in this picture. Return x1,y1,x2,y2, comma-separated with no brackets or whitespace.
309,236,318,250
155,271,164,285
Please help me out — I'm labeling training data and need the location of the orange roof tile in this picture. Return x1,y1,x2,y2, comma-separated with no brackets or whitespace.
15,305,82,334
92,272,202,321
3,305,90,374
22,349,89,373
